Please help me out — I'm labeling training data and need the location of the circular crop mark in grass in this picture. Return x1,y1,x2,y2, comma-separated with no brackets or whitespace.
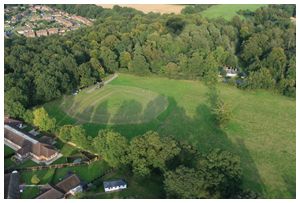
60,85,169,124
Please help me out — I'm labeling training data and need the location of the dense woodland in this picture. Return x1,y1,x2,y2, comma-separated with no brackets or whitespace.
4,4,295,119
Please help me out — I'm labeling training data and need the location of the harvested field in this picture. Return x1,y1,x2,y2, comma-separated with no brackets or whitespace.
97,4,185,14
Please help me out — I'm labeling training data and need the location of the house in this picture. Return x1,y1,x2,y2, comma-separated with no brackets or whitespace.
23,30,36,38
36,174,82,199
72,15,92,26
223,66,238,78
4,171,20,199
56,174,83,195
55,17,73,27
36,187,64,199
47,28,59,35
103,179,127,192
36,29,48,37
4,124,60,164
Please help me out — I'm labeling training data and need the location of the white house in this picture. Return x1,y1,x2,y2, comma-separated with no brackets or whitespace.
103,179,127,192
224,66,238,78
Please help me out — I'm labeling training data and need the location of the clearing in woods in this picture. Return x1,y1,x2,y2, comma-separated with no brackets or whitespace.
59,85,168,124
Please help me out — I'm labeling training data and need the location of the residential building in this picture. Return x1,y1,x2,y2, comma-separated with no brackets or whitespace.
103,179,127,192
23,30,36,38
4,171,20,199
55,17,73,27
224,66,238,78
56,174,83,195
72,15,92,26
47,28,59,35
4,124,60,164
36,29,48,37
36,174,82,199
36,187,64,199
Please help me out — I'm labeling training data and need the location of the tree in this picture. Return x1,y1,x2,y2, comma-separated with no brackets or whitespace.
4,86,27,118
33,107,56,132
128,131,181,176
78,62,97,88
31,174,40,184
70,125,89,149
119,51,132,69
164,166,208,198
35,72,61,102
212,99,232,127
129,52,150,75
266,47,286,81
198,148,242,198
59,125,73,142
90,58,105,78
92,129,129,167
22,109,34,124
245,68,275,90
99,46,119,73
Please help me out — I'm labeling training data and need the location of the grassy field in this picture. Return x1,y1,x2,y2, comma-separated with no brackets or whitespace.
84,167,165,199
20,160,110,185
44,73,295,198
201,4,266,20
59,85,168,124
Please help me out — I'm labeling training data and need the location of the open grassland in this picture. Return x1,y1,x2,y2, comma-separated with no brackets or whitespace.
44,73,295,198
201,4,266,20
98,4,185,14
59,85,168,124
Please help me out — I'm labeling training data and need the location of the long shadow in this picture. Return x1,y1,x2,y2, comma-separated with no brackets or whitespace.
92,100,110,124
236,138,266,196
110,99,143,124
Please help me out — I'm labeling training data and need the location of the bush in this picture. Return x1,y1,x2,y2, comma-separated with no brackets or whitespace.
31,174,40,184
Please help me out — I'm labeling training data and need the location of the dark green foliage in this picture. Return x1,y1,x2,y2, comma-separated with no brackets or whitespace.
198,148,242,198
164,166,208,198
165,17,186,35
92,129,129,167
128,131,181,176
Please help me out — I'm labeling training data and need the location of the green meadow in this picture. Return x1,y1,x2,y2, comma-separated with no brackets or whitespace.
201,4,266,20
44,73,295,198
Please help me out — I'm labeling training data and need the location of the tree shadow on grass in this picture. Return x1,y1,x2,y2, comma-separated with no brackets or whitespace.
92,100,110,124
281,174,296,198
158,97,266,197
235,138,266,196
110,99,143,124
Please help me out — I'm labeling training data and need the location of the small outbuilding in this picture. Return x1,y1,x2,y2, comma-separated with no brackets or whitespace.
103,179,127,192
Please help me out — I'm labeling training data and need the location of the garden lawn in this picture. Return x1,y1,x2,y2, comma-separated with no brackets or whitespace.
20,160,110,185
44,73,295,198
201,4,266,20
4,145,15,157
83,168,165,199
20,187,40,199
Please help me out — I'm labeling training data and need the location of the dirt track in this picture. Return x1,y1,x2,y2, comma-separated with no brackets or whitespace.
97,4,185,14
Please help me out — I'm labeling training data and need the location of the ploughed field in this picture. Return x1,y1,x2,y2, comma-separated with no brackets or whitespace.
45,73,295,198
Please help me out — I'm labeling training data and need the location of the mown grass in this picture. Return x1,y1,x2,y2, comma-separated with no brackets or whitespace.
83,167,165,199
44,73,295,198
4,145,15,157
19,160,110,185
201,4,266,20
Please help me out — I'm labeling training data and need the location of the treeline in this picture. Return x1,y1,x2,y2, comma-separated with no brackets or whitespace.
4,4,295,119
57,126,257,198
